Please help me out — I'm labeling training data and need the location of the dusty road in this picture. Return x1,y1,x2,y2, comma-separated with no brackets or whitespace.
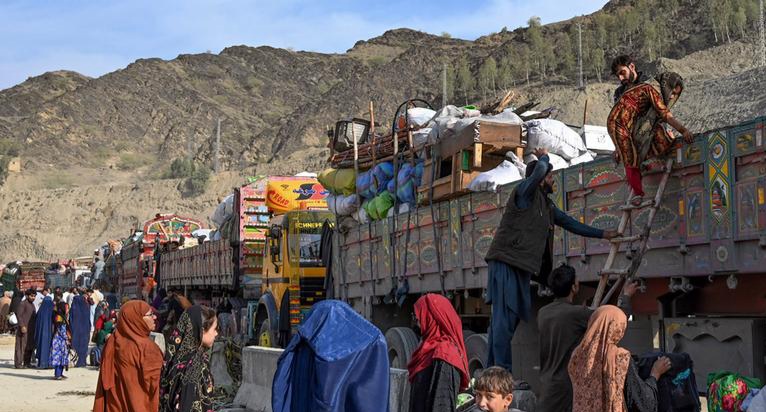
0,334,98,412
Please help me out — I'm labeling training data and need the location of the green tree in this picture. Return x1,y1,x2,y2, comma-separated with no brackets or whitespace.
733,6,748,39
527,16,546,80
497,56,514,89
444,63,455,104
478,56,498,99
592,47,606,82
169,157,194,178
455,55,475,105
183,165,210,196
554,32,576,81
516,45,532,86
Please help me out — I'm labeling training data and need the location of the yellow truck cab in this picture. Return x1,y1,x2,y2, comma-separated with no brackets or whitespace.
252,180,333,347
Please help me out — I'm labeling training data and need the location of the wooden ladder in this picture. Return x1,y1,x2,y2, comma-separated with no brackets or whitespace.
590,157,675,309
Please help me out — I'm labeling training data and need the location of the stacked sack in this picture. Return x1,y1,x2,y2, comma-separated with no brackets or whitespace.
524,119,597,171
319,168,360,219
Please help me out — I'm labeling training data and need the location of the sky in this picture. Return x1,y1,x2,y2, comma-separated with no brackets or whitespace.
0,0,608,90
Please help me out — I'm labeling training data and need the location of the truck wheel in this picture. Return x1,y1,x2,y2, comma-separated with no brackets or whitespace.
385,327,420,369
465,333,488,379
258,319,275,348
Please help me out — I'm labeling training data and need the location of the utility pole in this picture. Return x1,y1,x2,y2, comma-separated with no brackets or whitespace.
577,22,584,90
442,62,448,107
760,0,765,67
213,118,221,173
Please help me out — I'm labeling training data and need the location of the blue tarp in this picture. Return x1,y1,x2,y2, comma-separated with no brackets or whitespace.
272,300,390,412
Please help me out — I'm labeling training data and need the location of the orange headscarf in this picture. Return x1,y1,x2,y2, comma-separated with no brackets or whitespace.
93,300,164,412
568,305,631,412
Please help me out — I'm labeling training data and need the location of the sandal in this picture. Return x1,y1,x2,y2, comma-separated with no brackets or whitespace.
630,195,643,206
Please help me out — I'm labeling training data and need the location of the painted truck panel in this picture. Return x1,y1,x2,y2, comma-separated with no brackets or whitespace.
332,117,766,314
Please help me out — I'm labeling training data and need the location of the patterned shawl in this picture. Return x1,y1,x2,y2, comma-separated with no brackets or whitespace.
568,305,631,412
159,306,218,412
633,71,685,162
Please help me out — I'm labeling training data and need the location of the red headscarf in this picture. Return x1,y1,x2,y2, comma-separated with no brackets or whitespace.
407,294,469,389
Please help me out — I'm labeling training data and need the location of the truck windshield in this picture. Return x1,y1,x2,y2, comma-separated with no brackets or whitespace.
287,211,333,268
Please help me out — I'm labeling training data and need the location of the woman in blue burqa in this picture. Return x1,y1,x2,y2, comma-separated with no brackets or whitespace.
34,292,54,368
272,300,390,412
70,292,91,367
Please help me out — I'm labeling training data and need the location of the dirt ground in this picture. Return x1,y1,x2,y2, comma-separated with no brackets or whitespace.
0,334,98,412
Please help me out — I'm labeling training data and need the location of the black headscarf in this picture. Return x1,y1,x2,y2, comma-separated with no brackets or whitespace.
655,72,684,108
159,305,219,412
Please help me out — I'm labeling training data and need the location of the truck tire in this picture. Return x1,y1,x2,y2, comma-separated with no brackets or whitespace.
385,327,419,369
465,333,488,379
258,319,276,348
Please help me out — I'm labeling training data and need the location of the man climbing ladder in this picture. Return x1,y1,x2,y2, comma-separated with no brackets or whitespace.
593,55,697,307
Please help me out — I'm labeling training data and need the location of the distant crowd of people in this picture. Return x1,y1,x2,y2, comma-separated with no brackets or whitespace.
4,285,104,378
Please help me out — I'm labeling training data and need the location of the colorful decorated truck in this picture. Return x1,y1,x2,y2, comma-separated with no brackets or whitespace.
330,116,766,392
157,176,332,343
118,214,204,299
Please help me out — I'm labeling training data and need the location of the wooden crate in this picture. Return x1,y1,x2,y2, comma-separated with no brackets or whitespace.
418,152,505,205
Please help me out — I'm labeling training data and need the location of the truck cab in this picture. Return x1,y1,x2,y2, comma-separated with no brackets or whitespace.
255,209,334,347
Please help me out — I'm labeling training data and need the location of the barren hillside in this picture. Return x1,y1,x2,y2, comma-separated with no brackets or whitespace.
1,0,764,261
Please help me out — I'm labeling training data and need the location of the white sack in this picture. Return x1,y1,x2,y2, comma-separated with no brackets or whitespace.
327,194,359,216
468,160,523,192
211,194,235,228
505,151,527,176
569,151,596,166
524,153,569,171
582,125,616,153
525,119,587,160
352,205,369,224
407,108,437,127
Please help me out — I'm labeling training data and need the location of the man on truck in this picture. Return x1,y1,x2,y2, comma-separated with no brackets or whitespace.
484,148,618,372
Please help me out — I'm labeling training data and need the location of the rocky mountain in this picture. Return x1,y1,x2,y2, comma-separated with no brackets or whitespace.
1,0,765,260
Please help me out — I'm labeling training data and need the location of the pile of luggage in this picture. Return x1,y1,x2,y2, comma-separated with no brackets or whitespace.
320,99,617,225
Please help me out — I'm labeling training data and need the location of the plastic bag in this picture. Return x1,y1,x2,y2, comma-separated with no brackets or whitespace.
8,312,17,326
707,372,764,412
356,171,375,199
364,191,395,220
353,203,369,224
327,194,359,216
569,151,596,166
371,162,394,195
524,153,569,171
318,168,356,196
505,152,527,176
525,119,587,160
211,194,235,228
468,160,523,192
406,108,437,127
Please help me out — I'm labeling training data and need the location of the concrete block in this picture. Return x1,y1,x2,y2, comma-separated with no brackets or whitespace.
150,332,166,355
233,346,282,412
211,341,234,388
231,347,412,412
389,368,410,412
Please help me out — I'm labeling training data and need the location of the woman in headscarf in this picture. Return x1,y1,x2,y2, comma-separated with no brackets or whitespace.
159,305,219,412
607,72,692,205
568,305,671,412
407,294,469,412
93,300,164,412
50,297,70,380
34,291,54,369
69,292,91,367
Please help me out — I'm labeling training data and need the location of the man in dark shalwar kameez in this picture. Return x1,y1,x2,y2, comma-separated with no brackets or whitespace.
536,264,637,412
14,289,37,368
